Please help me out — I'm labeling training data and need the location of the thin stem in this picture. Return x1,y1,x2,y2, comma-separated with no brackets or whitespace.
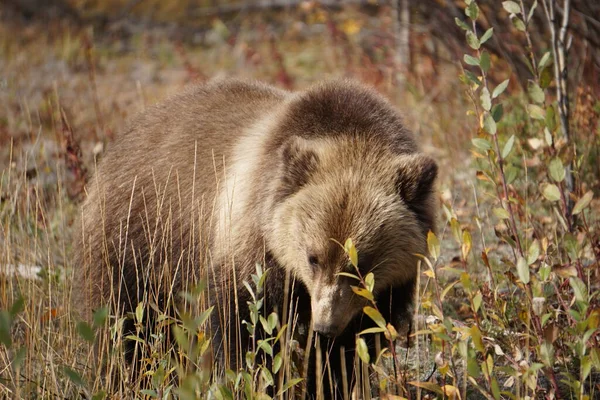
518,0,539,79
471,19,524,258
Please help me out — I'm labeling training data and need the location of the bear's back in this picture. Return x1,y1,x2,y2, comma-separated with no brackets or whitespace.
73,79,287,319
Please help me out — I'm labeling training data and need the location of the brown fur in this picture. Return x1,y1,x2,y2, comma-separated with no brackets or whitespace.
72,78,437,397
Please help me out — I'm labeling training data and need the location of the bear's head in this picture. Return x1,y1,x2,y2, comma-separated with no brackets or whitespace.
266,136,437,337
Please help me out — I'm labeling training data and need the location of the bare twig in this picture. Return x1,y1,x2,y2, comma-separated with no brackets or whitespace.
391,0,411,88
542,0,574,230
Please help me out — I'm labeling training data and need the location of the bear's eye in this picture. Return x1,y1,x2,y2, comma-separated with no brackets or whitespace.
308,255,319,268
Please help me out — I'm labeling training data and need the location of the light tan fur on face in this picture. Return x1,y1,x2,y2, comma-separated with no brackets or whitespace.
267,137,427,334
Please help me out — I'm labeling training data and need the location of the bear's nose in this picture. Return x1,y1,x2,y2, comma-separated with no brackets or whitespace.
313,323,340,338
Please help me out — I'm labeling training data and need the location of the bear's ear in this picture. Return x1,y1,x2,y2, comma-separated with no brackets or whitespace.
395,154,438,205
277,137,320,200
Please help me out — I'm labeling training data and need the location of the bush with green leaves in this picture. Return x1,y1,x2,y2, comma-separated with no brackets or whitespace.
409,0,599,398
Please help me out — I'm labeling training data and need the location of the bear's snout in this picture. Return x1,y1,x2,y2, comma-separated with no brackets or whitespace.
310,282,356,337
313,322,343,337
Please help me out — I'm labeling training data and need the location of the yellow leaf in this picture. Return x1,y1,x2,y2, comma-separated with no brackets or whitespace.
344,238,358,267
341,19,361,36
356,337,370,363
423,269,435,278
471,325,484,353
462,230,472,259
352,286,374,301
427,231,440,261
363,306,386,329
408,381,444,395
442,385,462,399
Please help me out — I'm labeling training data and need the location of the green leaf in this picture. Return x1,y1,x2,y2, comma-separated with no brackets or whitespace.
468,356,481,378
491,103,504,122
464,54,480,66
268,312,278,333
336,272,360,280
527,104,546,120
455,17,470,31
356,337,370,364
359,327,386,335
527,0,538,22
472,138,492,151
480,51,490,73
473,291,482,313
11,347,26,372
260,367,274,387
0,311,13,348
502,1,521,14
538,52,552,70
274,323,288,343
62,366,86,387
542,184,561,202
276,378,303,396
480,87,492,111
527,240,540,265
471,325,485,352
570,277,588,303
92,391,107,400
511,16,526,31
516,256,530,284
582,355,592,382
480,28,494,44
245,351,255,369
464,70,482,86
76,321,95,343
93,307,108,328
483,113,497,135
491,377,501,400
492,79,509,98
260,316,272,335
451,218,462,243
505,165,518,185
466,1,479,20
540,67,553,88
9,297,25,317
441,280,460,301
135,302,144,324
544,127,553,146
427,231,440,260
493,207,510,220
528,81,545,104
539,264,551,281
257,339,273,357
502,134,515,158
549,158,565,182
572,191,593,215
195,305,214,328
273,353,282,373
363,306,386,329
466,31,480,50
546,104,557,131
461,271,472,292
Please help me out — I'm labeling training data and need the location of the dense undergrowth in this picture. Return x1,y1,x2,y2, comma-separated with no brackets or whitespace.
1,1,598,399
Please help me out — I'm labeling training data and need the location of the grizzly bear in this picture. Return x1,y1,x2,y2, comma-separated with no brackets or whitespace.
73,78,437,398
